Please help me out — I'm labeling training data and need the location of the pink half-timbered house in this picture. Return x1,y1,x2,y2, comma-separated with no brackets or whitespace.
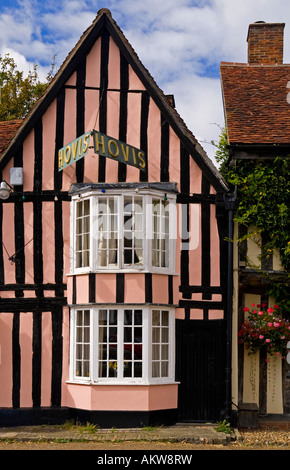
0,9,233,427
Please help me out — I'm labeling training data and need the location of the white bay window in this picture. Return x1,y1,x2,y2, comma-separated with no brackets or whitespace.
70,306,175,384
70,185,176,274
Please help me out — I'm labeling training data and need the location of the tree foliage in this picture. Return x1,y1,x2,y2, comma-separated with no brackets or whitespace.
0,53,51,121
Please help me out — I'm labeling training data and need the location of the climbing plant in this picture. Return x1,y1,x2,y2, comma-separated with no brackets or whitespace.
215,128,290,313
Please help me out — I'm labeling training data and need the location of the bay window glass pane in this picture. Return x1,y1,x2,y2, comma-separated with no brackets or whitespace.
75,309,90,378
152,309,170,379
123,197,143,267
97,197,118,267
75,200,90,268
152,199,169,268
123,309,143,378
98,309,118,378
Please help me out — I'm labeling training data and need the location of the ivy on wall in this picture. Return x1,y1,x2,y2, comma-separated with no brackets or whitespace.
215,129,290,314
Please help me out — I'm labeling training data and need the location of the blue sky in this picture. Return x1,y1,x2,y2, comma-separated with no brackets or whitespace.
1,0,290,165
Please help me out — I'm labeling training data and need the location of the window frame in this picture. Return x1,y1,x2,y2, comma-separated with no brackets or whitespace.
70,188,176,274
69,306,176,385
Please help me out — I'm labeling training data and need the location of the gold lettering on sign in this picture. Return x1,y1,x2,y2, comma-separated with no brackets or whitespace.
138,151,146,169
78,138,83,156
64,146,71,164
94,133,105,154
58,130,91,171
108,139,119,158
58,149,64,169
120,143,129,162
72,140,79,160
92,130,146,172
83,134,90,153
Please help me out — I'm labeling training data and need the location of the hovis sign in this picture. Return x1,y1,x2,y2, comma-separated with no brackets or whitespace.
58,130,147,172
58,131,91,171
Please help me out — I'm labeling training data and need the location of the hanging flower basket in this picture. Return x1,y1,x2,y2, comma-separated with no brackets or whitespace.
238,304,290,359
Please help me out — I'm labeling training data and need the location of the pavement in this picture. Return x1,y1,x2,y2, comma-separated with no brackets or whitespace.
0,423,239,446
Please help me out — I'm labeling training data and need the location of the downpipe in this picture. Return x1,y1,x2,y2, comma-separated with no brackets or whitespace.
224,190,236,423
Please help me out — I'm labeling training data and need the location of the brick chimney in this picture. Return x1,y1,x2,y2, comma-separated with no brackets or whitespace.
247,21,285,64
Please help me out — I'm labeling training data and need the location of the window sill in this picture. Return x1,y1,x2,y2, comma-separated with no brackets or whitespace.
67,268,178,276
66,380,179,386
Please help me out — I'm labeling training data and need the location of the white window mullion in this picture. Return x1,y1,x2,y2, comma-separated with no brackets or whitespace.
143,307,150,383
144,195,152,272
70,200,75,272
118,308,124,380
91,307,97,383
169,312,175,382
90,196,97,271
70,308,76,381
119,195,124,269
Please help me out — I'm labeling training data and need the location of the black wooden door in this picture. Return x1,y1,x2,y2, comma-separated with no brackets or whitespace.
175,319,227,422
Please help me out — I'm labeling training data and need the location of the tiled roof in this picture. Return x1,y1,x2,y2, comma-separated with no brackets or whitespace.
220,62,290,145
0,120,23,154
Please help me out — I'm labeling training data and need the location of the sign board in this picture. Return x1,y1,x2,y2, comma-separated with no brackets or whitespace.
58,130,147,172
93,130,146,172
58,131,91,171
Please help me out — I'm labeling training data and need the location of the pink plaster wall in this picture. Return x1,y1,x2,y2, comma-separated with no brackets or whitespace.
62,86,77,191
190,310,204,320
86,40,101,87
190,156,202,194
2,202,15,285
62,201,71,282
105,91,120,182
22,130,34,192
124,274,145,304
67,276,73,305
147,98,161,182
41,312,52,406
129,65,145,91
208,310,224,320
20,312,33,408
95,273,116,303
126,92,142,182
210,204,220,286
42,202,55,284
0,313,13,407
152,274,169,304
64,384,178,411
188,204,202,286
62,307,70,398
23,203,34,284
108,37,120,89
42,99,57,190
169,128,180,190
2,158,13,188
75,275,89,304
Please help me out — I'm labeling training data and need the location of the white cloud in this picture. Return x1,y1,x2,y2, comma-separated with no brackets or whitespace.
166,74,224,161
